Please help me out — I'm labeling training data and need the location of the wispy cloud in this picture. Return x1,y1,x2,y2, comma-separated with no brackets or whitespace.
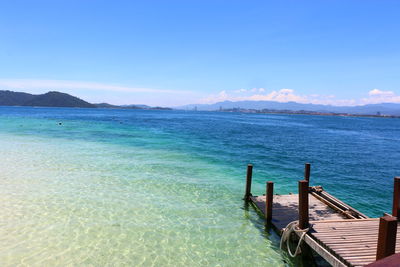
200,88,322,104
200,88,400,106
0,79,189,94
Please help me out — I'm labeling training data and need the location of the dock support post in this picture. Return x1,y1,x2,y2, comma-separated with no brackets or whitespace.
299,180,309,229
244,164,253,201
376,215,397,260
304,163,311,182
392,177,400,219
266,181,273,221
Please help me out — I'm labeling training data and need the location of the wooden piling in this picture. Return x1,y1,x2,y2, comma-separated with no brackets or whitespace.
299,180,309,229
304,163,311,182
266,181,273,221
376,215,397,260
392,177,400,219
244,164,253,201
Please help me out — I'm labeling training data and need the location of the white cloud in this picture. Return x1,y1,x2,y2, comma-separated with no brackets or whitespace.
0,79,189,94
200,88,308,104
368,89,394,96
278,88,293,94
246,88,307,102
361,89,400,104
200,88,400,106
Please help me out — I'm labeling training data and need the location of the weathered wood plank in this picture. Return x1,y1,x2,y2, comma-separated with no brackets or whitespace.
301,234,347,267
250,193,346,232
311,219,400,266
309,218,377,224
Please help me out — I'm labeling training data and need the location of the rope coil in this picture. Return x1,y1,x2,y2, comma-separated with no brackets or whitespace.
280,221,309,257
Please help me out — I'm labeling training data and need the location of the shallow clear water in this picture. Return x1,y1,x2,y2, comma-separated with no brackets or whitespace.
0,107,399,266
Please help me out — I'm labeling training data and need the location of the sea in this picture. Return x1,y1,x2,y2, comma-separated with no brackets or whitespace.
0,107,399,266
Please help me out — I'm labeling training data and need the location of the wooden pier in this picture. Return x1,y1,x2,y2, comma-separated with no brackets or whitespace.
244,164,400,267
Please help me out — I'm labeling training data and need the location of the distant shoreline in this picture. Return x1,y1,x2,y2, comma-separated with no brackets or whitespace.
214,108,400,118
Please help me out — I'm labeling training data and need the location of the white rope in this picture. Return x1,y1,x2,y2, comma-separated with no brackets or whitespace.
279,221,309,257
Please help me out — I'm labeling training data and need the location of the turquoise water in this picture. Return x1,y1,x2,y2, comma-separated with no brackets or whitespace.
0,107,399,266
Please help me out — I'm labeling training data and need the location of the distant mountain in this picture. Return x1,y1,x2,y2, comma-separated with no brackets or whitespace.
0,90,36,106
177,100,400,116
120,104,151,109
94,103,121,108
25,91,95,108
0,90,95,108
94,103,153,109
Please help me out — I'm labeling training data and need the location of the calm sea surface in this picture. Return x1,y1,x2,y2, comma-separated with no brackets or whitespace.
0,107,399,266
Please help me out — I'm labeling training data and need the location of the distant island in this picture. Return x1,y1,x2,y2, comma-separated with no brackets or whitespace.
0,90,172,110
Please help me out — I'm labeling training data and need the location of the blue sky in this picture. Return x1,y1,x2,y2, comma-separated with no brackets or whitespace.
0,0,399,106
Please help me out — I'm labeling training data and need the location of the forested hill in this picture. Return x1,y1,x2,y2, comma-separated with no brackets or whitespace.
0,90,95,108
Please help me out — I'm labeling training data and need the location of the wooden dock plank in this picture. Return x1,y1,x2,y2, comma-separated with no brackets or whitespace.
302,234,347,267
250,194,346,231
310,219,400,266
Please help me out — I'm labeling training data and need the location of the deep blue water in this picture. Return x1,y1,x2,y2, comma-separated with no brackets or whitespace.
0,106,399,265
